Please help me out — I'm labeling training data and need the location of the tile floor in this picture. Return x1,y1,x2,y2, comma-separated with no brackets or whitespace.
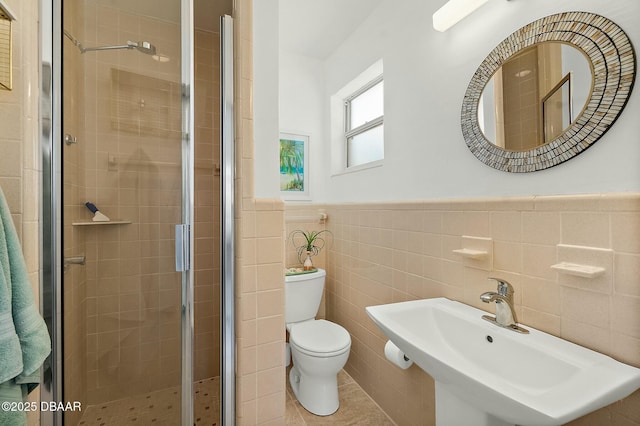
286,369,395,425
77,377,219,425
77,370,393,425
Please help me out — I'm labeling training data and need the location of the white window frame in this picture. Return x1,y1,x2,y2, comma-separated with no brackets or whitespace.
344,75,384,169
330,59,384,176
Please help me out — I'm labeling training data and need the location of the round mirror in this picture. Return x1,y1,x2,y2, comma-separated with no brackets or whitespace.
478,42,593,151
461,12,636,173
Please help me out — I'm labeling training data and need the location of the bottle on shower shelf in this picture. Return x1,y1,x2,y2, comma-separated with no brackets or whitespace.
85,202,110,222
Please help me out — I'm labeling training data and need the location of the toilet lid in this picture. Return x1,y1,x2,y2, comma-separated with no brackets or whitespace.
290,320,351,355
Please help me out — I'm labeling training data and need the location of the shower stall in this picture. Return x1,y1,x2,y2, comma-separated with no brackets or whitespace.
40,0,234,424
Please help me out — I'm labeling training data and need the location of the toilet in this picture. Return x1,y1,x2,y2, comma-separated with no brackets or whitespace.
285,268,351,416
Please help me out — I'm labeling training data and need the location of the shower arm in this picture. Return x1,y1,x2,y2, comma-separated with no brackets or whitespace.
63,30,84,52
63,30,156,55
63,30,130,53
80,41,138,53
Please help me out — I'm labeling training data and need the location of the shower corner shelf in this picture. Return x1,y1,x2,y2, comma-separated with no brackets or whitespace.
72,220,132,226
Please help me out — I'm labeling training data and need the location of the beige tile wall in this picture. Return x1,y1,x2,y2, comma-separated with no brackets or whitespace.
194,28,221,382
236,199,286,426
234,0,287,423
0,0,40,291
315,194,640,425
0,1,43,425
68,3,221,406
62,0,87,423
76,4,185,404
284,206,329,319
284,207,328,271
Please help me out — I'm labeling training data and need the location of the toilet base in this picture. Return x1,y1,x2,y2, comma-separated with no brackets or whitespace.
289,365,339,416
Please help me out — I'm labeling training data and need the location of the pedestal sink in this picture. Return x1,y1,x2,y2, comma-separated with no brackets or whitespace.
366,298,640,426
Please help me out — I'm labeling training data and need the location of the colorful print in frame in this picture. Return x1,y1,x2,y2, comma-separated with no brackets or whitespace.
279,132,309,200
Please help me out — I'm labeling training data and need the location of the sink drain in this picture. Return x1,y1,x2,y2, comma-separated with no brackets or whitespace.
486,335,494,343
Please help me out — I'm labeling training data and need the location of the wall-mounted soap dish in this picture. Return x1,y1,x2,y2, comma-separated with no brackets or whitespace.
453,236,493,270
452,248,488,259
550,262,605,279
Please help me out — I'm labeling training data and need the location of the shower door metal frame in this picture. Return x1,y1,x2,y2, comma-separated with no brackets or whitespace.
180,1,195,425
40,0,62,425
38,1,234,425
220,14,235,426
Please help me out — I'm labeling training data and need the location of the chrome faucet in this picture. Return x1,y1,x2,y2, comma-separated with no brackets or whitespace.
480,277,529,334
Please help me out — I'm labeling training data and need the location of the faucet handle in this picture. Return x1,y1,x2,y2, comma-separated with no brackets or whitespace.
488,277,514,297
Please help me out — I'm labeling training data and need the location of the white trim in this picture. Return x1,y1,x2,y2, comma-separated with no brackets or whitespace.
344,74,384,103
0,1,16,20
331,159,384,177
345,115,383,140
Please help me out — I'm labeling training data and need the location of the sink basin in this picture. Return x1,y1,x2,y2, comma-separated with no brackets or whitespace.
366,297,640,426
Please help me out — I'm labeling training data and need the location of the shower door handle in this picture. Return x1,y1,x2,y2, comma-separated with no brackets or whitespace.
175,224,191,272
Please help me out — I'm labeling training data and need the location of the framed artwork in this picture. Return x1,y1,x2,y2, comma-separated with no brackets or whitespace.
279,132,309,200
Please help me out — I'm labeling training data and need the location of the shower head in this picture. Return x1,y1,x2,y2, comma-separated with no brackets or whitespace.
79,40,157,55
129,41,157,55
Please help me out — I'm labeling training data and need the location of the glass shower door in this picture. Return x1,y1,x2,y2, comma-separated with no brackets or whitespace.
59,0,190,423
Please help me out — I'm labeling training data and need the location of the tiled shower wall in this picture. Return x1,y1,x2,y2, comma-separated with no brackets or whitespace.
76,3,184,404
62,0,87,423
0,0,41,425
194,27,221,382
319,194,640,425
63,2,221,407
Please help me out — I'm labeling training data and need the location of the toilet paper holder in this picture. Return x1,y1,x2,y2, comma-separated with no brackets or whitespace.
384,340,413,369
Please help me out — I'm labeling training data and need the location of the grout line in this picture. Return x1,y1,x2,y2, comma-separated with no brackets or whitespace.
358,387,398,426
293,401,307,425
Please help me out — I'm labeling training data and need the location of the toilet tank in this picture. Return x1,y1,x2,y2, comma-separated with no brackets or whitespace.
285,268,326,324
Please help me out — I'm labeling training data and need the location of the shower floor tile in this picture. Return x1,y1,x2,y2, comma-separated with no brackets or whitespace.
78,377,219,426
286,369,396,425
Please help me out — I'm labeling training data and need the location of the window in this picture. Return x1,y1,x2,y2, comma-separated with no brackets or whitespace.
344,76,384,168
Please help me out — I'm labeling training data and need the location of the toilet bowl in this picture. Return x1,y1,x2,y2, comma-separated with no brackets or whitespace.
285,269,351,416
288,319,351,415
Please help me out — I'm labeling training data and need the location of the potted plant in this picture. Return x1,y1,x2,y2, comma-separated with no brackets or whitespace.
289,229,332,271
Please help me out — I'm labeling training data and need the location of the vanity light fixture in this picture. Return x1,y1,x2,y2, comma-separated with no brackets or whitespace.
433,0,489,32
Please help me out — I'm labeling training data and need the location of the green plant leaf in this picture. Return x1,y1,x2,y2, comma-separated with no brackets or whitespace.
288,229,334,264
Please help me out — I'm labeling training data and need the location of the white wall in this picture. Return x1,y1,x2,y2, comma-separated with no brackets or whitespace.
256,0,640,202
253,0,280,198
279,52,327,202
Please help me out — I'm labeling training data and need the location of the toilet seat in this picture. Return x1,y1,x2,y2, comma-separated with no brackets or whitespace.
290,320,351,358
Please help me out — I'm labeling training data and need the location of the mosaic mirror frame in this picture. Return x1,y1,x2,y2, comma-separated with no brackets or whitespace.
461,11,636,173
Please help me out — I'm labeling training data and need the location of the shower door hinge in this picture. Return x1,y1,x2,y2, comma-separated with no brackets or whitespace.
175,224,191,271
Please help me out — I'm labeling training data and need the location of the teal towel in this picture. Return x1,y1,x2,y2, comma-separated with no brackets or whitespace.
0,381,28,425
0,187,51,425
